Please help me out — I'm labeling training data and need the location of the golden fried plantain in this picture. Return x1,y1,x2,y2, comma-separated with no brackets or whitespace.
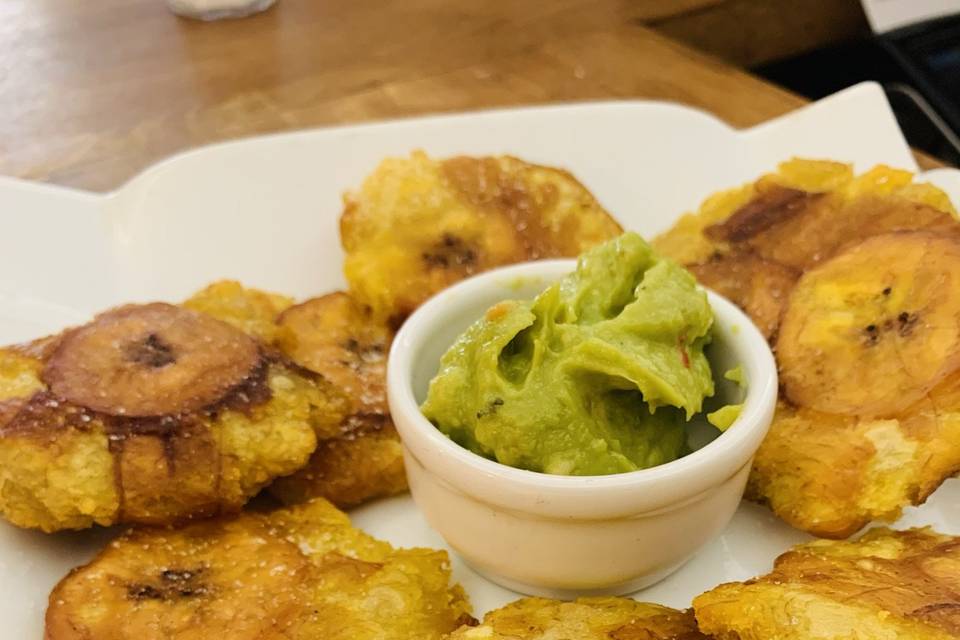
272,292,407,508
0,302,345,532
185,283,406,508
46,498,473,640
654,158,851,265
704,182,958,272
446,597,707,639
653,183,763,266
654,160,957,270
45,304,262,417
750,372,960,539
688,250,799,340
183,279,293,343
341,151,622,324
777,231,960,418
693,527,960,639
655,159,960,538
269,417,405,508
704,182,823,246
276,292,390,416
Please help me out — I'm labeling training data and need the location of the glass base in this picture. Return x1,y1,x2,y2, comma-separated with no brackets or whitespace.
167,0,276,21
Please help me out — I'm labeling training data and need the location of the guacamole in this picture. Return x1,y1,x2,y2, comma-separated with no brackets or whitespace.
421,232,720,475
707,367,745,432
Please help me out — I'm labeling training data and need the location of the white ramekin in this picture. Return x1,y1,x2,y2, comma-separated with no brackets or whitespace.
387,259,777,597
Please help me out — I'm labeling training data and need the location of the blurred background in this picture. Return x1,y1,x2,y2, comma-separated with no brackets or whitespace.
643,0,960,166
2,0,957,190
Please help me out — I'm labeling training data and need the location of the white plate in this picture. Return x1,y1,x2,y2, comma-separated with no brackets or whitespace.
2,82,960,638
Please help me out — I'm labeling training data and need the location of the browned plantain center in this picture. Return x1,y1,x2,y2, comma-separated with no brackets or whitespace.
43,303,261,418
124,333,177,369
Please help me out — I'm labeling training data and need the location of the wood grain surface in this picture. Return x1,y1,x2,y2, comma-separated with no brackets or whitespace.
0,0,939,192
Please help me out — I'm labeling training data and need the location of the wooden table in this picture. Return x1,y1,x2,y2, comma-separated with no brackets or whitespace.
0,0,937,192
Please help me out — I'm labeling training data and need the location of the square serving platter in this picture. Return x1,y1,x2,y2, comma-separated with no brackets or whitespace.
3,82,960,638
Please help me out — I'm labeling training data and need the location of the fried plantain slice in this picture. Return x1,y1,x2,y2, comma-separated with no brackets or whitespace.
269,414,405,508
653,159,958,272
186,283,405,508
902,368,960,499
752,334,960,540
752,192,957,272
341,151,622,324
46,498,473,640
0,298,345,532
695,162,959,273
704,183,958,272
777,231,960,418
183,279,293,343
272,293,407,508
446,597,707,639
44,303,262,417
688,250,799,340
693,527,960,640
750,374,960,539
704,182,823,246
276,292,390,415
656,160,960,538
653,159,852,266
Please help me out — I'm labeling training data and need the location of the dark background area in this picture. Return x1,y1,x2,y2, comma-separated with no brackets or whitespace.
754,15,960,166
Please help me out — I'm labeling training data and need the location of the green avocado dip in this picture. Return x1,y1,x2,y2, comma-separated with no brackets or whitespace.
707,367,745,432
421,232,727,476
